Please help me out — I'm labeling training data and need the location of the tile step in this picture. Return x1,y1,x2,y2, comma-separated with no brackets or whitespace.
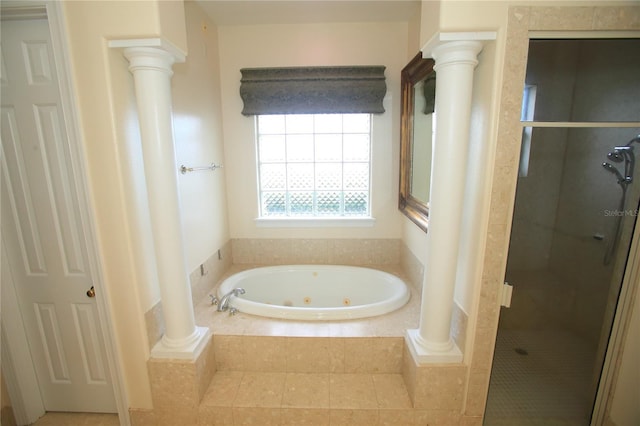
199,371,415,425
202,371,413,410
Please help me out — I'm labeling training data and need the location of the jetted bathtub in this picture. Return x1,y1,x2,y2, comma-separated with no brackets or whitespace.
216,265,410,320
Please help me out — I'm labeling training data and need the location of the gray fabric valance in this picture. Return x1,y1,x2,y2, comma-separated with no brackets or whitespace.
239,66,386,116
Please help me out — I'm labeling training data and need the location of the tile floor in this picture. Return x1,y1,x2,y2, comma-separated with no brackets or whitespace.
30,412,119,425
484,328,596,426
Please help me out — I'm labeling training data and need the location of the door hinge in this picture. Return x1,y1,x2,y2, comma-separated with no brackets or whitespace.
501,282,513,308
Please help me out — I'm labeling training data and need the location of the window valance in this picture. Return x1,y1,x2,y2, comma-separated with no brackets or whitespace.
239,66,386,116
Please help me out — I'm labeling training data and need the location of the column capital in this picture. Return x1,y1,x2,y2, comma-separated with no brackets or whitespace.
432,40,484,70
421,31,496,60
123,47,177,76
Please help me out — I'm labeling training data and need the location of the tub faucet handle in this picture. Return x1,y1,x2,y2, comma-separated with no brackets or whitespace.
229,307,239,316
209,294,219,306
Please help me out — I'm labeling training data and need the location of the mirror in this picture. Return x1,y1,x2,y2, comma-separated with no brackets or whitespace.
399,52,436,232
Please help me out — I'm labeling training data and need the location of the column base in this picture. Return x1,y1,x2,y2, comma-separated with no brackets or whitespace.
405,328,463,364
151,326,210,360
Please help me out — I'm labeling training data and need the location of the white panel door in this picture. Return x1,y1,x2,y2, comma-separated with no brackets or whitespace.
0,17,116,413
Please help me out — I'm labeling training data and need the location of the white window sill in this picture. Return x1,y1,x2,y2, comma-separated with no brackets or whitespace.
254,217,376,228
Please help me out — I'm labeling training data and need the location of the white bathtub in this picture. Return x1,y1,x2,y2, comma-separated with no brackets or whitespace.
217,265,410,320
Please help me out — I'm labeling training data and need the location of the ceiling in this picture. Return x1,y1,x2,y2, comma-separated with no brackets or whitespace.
195,0,421,26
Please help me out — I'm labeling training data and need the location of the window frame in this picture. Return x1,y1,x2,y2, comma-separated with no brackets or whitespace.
254,113,375,227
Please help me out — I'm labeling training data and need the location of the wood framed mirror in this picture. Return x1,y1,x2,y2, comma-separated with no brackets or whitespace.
399,52,436,232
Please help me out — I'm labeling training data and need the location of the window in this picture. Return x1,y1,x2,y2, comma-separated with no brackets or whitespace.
519,84,537,177
256,113,371,219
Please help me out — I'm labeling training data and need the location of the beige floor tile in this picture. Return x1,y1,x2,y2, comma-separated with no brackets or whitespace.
31,412,119,426
372,374,413,409
379,408,415,425
232,407,281,425
281,408,330,425
201,371,244,407
329,374,377,409
198,406,234,425
329,408,379,426
234,372,286,408
152,408,198,426
282,373,330,408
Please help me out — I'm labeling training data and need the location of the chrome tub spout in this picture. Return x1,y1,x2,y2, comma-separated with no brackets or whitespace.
217,287,245,312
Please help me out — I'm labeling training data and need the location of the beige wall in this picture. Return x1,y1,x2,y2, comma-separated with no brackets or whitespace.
218,22,408,239
63,0,165,408
173,0,229,271
63,0,223,409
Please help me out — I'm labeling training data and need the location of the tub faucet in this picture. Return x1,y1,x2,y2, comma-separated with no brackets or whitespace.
217,287,245,312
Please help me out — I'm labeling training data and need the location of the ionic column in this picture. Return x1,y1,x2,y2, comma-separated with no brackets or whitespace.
406,38,485,363
113,41,209,359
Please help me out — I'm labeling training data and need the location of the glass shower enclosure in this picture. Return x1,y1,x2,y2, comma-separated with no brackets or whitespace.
485,39,640,425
